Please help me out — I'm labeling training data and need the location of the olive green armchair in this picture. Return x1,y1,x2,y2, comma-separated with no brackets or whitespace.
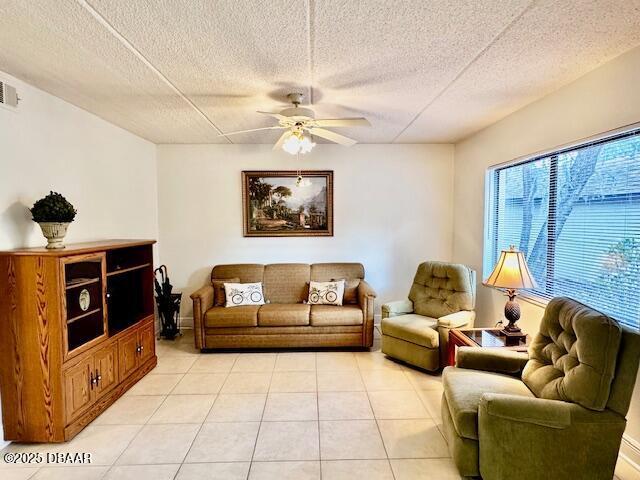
442,297,640,479
381,261,476,371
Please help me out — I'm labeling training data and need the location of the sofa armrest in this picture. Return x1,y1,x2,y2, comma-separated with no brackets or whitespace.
358,280,377,347
481,393,572,429
190,285,214,349
437,310,475,328
358,279,376,299
456,347,528,376
477,393,626,479
381,299,414,319
481,393,626,428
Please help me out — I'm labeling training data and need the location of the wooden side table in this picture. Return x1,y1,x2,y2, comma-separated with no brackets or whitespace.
447,328,530,367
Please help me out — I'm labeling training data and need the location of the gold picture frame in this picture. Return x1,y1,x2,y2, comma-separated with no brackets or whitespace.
242,170,334,237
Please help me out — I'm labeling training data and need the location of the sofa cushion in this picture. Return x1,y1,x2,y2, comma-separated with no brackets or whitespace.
212,264,264,283
381,314,439,348
523,297,622,411
205,305,259,328
443,366,534,440
335,278,360,304
408,262,475,318
308,280,345,305
212,277,240,306
310,304,363,326
224,282,265,307
258,303,310,327
311,263,364,281
263,264,310,304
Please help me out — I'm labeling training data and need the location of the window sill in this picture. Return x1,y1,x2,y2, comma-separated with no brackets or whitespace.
490,287,549,309
517,292,549,309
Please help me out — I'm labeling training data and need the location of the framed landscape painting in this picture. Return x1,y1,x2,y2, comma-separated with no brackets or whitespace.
242,170,333,237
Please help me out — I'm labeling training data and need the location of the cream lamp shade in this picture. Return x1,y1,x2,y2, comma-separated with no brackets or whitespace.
484,246,537,290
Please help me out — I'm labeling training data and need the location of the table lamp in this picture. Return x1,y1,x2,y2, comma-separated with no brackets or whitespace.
484,245,537,336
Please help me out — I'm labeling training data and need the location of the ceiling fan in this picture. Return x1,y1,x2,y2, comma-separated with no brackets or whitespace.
219,93,371,154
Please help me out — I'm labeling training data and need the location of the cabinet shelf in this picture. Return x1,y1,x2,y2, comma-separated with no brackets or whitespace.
66,277,100,290
67,307,101,325
106,263,151,277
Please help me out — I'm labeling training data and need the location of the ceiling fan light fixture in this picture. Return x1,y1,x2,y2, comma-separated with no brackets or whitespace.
299,135,316,154
282,131,315,155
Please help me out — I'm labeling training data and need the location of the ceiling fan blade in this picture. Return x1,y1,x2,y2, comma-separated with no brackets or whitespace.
306,127,357,147
313,118,371,127
257,111,288,121
219,126,284,137
273,130,291,150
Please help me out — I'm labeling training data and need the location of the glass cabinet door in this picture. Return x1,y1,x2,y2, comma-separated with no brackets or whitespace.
63,254,107,355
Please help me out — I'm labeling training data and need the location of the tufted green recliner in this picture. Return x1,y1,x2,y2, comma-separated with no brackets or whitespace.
381,261,476,371
442,297,640,480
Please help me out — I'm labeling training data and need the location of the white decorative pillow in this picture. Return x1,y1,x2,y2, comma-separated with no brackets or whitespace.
224,282,265,307
307,280,345,306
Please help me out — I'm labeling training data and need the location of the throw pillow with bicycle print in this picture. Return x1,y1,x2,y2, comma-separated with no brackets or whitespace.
307,280,345,306
223,282,265,307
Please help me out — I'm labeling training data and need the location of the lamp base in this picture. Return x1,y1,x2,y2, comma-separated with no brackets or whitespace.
501,290,524,339
500,328,527,345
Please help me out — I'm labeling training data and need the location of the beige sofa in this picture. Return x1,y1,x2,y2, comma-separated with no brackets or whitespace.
190,263,376,350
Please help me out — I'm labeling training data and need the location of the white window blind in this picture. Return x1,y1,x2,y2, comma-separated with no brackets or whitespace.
484,128,640,330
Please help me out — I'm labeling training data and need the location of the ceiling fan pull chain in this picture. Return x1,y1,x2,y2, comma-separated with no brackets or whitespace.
296,161,303,187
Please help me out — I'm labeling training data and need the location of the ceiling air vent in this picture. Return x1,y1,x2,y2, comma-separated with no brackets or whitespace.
0,81,19,108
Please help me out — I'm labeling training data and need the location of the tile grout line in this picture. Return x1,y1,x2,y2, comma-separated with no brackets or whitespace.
104,374,170,477
5,336,456,477
105,338,211,479
174,351,238,479
356,357,398,480
315,352,322,479
154,341,233,479
247,356,276,478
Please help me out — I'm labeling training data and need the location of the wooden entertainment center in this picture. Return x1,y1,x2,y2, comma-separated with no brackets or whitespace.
0,239,157,443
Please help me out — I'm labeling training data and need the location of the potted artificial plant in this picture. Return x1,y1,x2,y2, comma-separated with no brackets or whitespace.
30,191,77,249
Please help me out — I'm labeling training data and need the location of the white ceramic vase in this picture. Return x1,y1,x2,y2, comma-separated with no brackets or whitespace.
38,222,70,249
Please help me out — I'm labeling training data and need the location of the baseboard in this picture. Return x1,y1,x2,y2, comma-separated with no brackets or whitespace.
179,316,194,328
619,434,640,475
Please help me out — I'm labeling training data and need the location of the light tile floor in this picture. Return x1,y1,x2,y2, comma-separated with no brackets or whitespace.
0,327,631,480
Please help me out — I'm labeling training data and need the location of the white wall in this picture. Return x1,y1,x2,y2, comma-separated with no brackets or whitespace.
0,71,158,251
452,45,640,464
157,144,454,321
0,71,158,450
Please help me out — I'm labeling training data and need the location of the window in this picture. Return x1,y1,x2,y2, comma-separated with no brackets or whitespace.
484,128,640,330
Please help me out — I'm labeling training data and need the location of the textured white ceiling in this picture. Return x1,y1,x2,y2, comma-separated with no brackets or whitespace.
1,0,639,144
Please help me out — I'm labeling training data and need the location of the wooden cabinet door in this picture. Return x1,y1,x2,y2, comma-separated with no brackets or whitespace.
63,357,93,422
139,322,155,365
94,342,118,397
118,330,139,379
